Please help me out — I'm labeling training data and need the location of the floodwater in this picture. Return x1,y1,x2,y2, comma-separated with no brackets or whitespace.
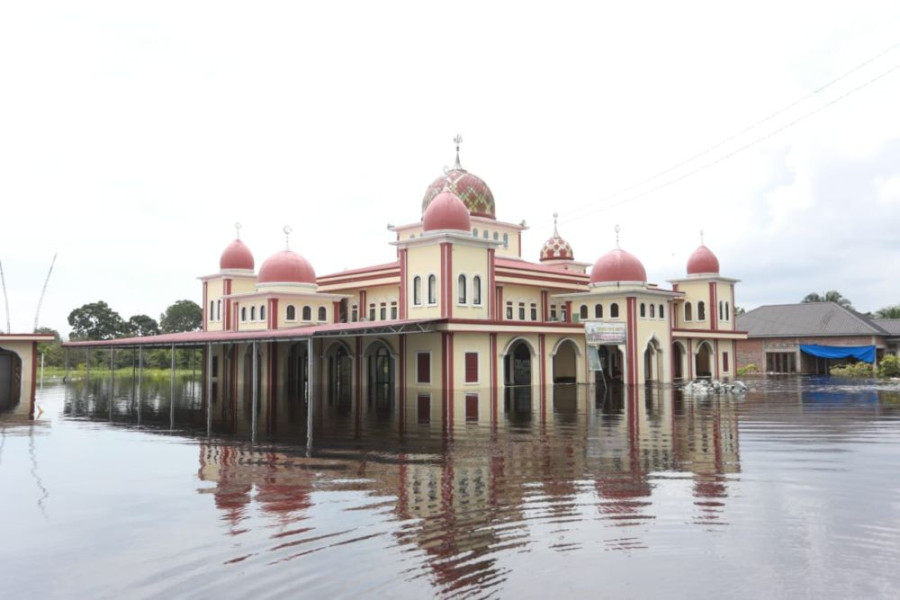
2,377,900,599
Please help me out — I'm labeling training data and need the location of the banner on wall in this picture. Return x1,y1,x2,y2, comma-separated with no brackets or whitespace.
585,321,626,345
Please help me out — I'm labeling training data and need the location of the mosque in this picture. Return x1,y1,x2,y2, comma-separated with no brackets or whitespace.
66,140,746,426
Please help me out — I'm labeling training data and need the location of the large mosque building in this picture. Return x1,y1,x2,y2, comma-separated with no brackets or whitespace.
67,142,746,426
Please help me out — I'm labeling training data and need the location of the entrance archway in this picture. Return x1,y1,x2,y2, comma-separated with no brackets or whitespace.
0,347,22,412
695,342,714,378
595,345,624,383
326,342,353,414
552,339,580,383
504,340,533,386
644,337,663,383
672,341,687,380
366,341,394,417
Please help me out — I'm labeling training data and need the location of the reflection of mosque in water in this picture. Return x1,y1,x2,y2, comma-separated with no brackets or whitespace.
196,384,740,593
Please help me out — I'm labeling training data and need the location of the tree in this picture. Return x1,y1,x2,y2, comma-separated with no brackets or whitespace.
127,314,160,337
68,301,128,340
34,326,64,367
160,299,202,333
874,305,900,319
802,290,853,309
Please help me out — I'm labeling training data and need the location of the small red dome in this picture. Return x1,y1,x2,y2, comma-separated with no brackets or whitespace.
590,248,647,284
258,250,316,284
540,216,574,262
220,239,254,271
422,169,495,219
422,189,472,232
687,245,720,275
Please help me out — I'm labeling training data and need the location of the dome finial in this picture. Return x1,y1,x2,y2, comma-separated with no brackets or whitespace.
235,222,242,239
615,224,621,248
283,225,293,249
700,229,705,245
453,134,463,170
553,212,559,236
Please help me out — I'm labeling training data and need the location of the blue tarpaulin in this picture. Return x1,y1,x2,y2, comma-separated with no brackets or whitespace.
799,344,876,363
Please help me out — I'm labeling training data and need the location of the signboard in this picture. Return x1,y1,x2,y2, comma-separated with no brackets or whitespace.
585,321,626,345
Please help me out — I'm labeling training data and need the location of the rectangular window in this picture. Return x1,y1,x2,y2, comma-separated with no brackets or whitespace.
390,302,398,320
465,394,478,421
530,304,537,321
550,305,558,321
723,351,730,372
465,352,478,383
417,394,431,423
369,304,376,321
518,303,525,320
380,303,387,320
417,352,431,383
351,305,358,322
506,302,513,319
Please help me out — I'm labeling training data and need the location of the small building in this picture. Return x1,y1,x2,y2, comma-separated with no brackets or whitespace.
736,302,898,374
0,333,55,416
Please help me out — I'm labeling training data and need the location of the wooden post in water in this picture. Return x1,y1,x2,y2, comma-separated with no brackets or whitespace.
206,343,213,437
306,336,314,451
130,350,136,413
137,346,143,426
169,344,176,430
251,341,258,444
109,347,115,421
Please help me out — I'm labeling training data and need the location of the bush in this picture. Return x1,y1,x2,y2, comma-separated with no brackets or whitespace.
878,355,900,378
830,362,874,377
737,363,758,376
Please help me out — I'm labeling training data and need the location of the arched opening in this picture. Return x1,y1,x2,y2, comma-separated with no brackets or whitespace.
0,347,23,412
695,342,714,378
672,340,688,380
504,340,533,386
595,345,624,383
326,342,353,415
643,337,663,383
285,342,309,401
552,339,579,383
366,341,394,418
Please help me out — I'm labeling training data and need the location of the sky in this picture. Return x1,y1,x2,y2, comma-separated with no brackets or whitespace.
1,1,899,338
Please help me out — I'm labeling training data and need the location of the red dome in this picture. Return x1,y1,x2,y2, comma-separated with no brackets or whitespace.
540,217,574,262
220,239,254,271
590,248,647,284
258,250,316,284
687,245,720,275
422,169,495,219
422,189,472,232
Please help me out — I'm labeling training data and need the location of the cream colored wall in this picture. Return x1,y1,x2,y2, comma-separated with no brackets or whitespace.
360,284,401,321
277,296,333,328
407,244,443,319
715,282,736,331
500,284,544,321
635,312,673,383
676,280,711,330
451,244,490,320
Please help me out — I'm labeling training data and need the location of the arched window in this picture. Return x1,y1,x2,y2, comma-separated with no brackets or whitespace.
698,301,706,321
483,230,489,239
610,303,619,318
530,303,537,320
493,232,499,241
506,301,513,319
413,276,422,306
318,307,327,322
685,302,692,321
369,303,376,320
458,274,467,303
640,303,646,318
216,300,221,321
379,303,386,320
659,304,665,319
302,306,312,320
595,304,603,318
209,300,214,318
580,305,588,320
725,302,730,321
250,306,256,320
650,304,655,318
241,307,246,321
718,301,723,320
260,305,266,321
503,233,509,248
427,275,437,304
390,302,398,319
518,302,526,320
472,275,482,305
286,305,296,320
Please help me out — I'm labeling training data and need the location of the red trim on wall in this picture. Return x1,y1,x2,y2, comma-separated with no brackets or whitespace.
565,301,572,324
399,249,408,320
496,286,503,322
224,279,233,330
688,339,694,380
270,298,279,329
541,291,549,322
446,244,453,319
626,297,638,385
517,232,522,257
539,334,546,417
359,291,367,321
714,339,720,379
490,333,498,425
487,249,496,320
709,282,718,331
332,301,340,324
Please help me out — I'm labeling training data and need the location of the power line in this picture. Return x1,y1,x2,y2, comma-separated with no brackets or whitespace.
561,41,900,223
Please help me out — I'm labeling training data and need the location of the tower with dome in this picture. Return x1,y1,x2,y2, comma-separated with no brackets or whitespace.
67,138,747,431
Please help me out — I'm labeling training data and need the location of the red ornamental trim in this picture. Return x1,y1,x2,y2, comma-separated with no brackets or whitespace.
709,282,718,331
627,298,638,385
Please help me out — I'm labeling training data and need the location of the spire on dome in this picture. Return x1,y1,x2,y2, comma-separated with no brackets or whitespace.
283,225,293,249
615,224,621,248
700,229,704,245
235,222,242,239
540,212,574,262
453,134,463,170
553,212,559,236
